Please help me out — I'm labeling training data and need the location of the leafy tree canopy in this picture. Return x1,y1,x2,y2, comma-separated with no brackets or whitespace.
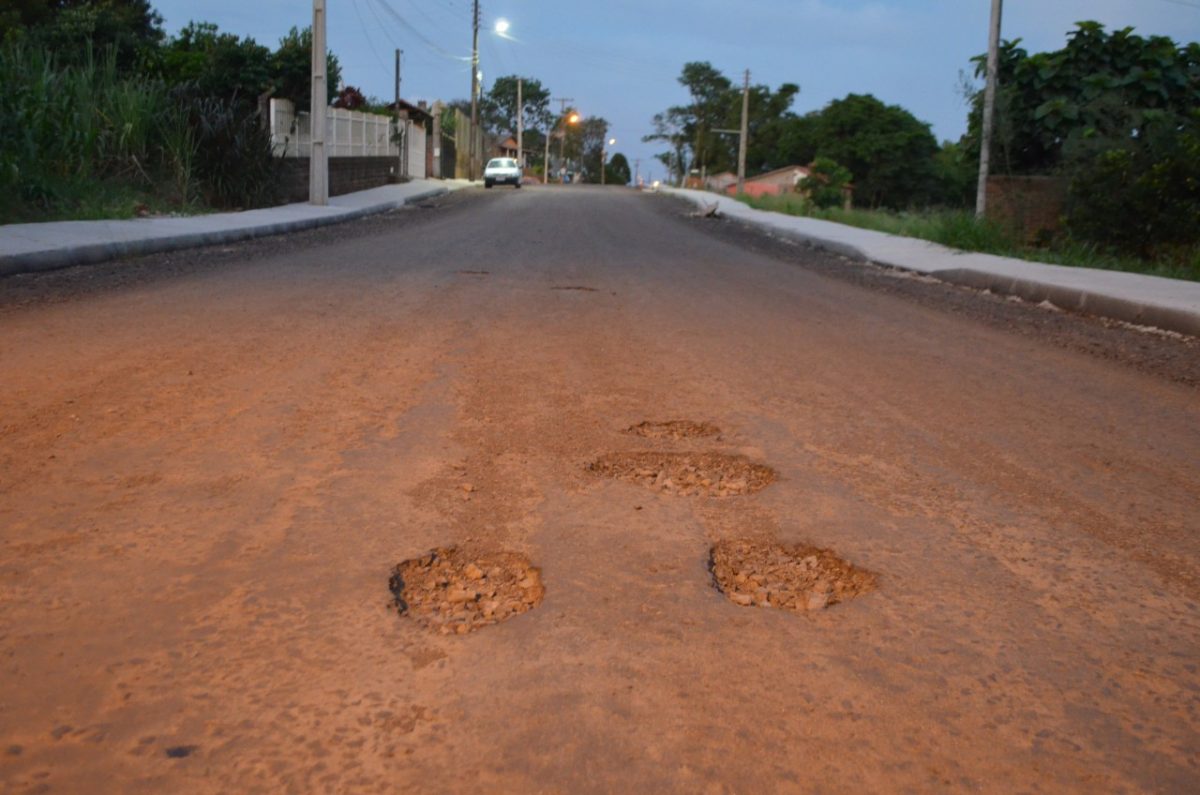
800,93,939,208
2,0,164,70
966,21,1200,174
270,25,341,111
481,75,552,136
606,152,631,186
160,21,271,100
645,61,799,182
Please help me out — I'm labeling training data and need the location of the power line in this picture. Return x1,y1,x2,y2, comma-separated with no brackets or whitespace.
1156,0,1200,9
368,0,470,62
350,0,390,78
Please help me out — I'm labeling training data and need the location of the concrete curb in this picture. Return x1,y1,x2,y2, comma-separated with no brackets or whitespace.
0,185,454,278
665,188,1200,338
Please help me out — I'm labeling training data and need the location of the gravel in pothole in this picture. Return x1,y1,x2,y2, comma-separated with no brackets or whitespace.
624,420,721,440
710,538,876,611
389,546,544,635
587,452,776,497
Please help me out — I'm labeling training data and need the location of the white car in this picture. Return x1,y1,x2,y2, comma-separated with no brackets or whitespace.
484,158,522,189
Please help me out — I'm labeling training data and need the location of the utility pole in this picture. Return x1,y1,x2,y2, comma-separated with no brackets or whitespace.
737,68,750,195
400,50,410,180
634,158,640,186
552,97,574,180
516,78,523,172
976,0,1003,219
309,0,328,205
469,0,480,181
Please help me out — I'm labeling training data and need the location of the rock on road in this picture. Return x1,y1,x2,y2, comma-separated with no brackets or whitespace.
1,186,1198,793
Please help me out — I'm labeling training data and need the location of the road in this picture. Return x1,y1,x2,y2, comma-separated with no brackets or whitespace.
2,186,1198,793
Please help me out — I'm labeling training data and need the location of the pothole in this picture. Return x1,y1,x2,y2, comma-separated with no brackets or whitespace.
625,420,721,440
389,546,544,635
710,538,876,611
587,452,776,497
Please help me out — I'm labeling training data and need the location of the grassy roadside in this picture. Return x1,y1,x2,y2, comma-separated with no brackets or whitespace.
735,194,1200,283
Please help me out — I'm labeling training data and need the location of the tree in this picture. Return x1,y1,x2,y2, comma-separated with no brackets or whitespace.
568,116,610,182
803,93,939,208
804,157,852,209
481,75,551,137
606,153,631,186
964,22,1200,175
270,26,340,111
646,62,801,180
160,21,271,100
333,85,366,110
4,0,164,71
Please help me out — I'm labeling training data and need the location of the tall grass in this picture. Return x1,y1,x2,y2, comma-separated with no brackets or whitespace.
0,43,190,220
1,42,279,223
737,194,1200,282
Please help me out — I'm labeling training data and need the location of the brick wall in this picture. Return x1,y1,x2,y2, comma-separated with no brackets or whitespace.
277,157,402,204
986,176,1067,243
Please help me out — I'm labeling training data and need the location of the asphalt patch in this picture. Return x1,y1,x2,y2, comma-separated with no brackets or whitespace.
587,451,776,497
625,420,721,440
710,538,876,611
390,546,544,635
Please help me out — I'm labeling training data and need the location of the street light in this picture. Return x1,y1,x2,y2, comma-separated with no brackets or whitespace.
545,110,580,184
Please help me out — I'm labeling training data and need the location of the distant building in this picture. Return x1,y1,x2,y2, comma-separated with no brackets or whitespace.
383,99,435,179
706,172,738,193
727,165,812,198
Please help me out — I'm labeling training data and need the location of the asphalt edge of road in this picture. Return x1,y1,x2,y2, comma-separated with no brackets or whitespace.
664,188,1200,338
0,186,451,278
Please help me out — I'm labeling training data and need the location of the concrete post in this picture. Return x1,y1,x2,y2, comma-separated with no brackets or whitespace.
309,0,328,205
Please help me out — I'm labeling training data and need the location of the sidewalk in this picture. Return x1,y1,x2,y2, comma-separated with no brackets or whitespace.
667,188,1200,338
0,179,474,277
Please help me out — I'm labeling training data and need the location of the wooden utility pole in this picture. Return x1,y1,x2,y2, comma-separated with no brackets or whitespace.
309,0,328,205
976,0,1003,218
552,97,574,181
737,69,750,195
469,0,480,180
517,78,524,172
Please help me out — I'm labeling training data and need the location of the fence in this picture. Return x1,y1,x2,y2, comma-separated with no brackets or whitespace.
270,99,398,159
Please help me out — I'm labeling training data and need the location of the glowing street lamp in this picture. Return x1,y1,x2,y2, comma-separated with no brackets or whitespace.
546,110,581,184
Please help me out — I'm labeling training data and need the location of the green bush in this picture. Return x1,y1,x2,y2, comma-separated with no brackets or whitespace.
805,157,852,209
1065,123,1200,258
174,87,279,209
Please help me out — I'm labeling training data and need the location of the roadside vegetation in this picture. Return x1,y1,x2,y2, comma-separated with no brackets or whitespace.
735,194,1200,283
0,1,340,224
650,23,1200,281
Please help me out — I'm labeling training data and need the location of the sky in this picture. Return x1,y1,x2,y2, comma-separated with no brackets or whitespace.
152,0,1200,182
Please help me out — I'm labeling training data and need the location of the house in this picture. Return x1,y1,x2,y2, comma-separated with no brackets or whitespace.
726,165,811,198
495,136,520,159
384,99,435,179
706,172,737,193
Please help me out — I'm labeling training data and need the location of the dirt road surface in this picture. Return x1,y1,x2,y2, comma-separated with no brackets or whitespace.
2,187,1198,793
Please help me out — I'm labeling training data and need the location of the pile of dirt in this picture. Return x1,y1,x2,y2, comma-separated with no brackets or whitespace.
389,546,544,635
624,420,721,440
709,538,876,611
587,452,776,497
